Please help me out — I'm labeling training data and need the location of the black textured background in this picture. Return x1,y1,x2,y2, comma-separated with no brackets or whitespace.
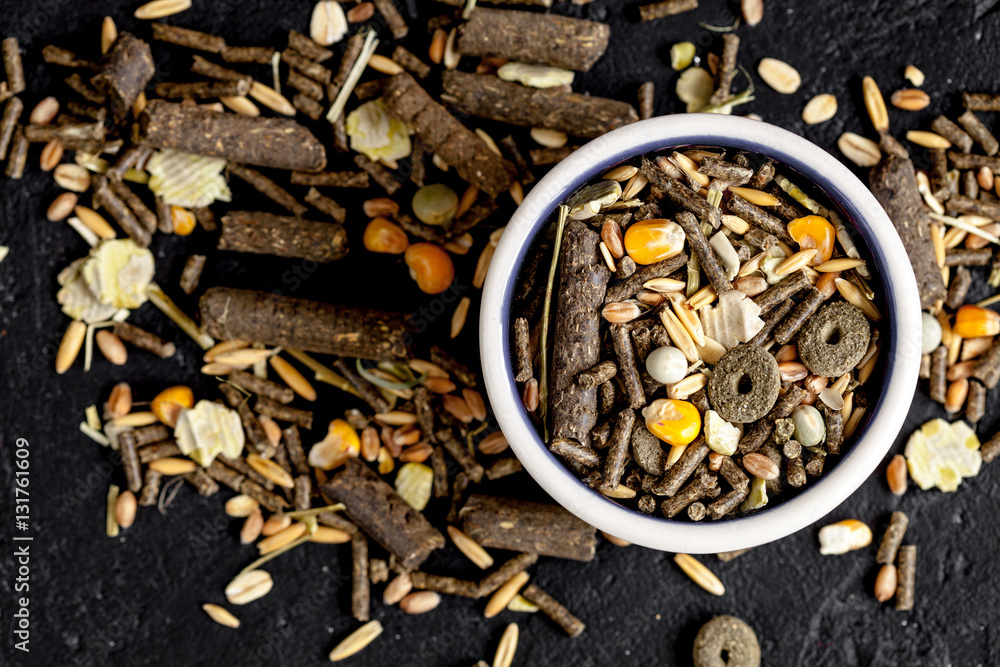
3,1,1000,666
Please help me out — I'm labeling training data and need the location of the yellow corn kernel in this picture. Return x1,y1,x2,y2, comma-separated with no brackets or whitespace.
818,519,872,555
624,219,685,266
151,385,194,428
307,419,360,470
642,398,701,447
787,215,836,264
953,305,1000,338
171,206,197,236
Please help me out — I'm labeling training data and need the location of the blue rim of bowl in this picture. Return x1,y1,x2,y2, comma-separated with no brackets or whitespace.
481,114,922,554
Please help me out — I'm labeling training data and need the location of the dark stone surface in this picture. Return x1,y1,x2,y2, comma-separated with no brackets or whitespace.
2,1,1000,665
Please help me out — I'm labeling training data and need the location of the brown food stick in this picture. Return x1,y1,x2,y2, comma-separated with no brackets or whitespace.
381,73,516,197
91,33,154,123
460,495,597,561
456,7,609,71
549,221,611,447
136,100,326,172
218,211,347,263
869,157,946,309
441,71,637,139
323,459,444,570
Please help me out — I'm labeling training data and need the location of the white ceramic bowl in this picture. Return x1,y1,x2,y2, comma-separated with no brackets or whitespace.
480,114,922,554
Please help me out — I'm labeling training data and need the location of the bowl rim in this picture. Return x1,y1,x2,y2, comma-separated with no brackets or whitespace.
480,114,922,554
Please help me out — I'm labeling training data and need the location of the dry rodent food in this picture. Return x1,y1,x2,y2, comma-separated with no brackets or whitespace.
797,301,871,377
771,418,795,445
692,615,761,667
707,344,781,423
631,422,667,475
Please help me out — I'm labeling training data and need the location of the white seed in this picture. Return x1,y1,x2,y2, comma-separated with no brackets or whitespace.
269,355,316,401
368,54,403,75
741,0,764,26
399,591,441,614
530,127,568,149
29,96,59,125
56,320,87,374
890,88,930,111
473,242,495,289
837,132,881,167
148,457,198,475
493,623,520,667
836,277,882,321
201,362,236,375
862,76,889,134
248,81,295,116
224,569,273,605
801,94,837,125
443,28,460,70
904,65,925,87
257,522,307,554
451,297,471,339
818,387,846,411
666,372,708,400
202,603,240,629
225,494,260,518
646,346,688,384
602,164,638,182
448,525,494,569
134,0,192,20
240,509,264,544
906,130,951,149
622,172,648,200
673,554,725,596
383,573,413,605
375,410,418,426
475,127,502,156
310,0,347,46
644,277,686,293
311,526,352,544
484,572,530,618
74,206,116,239
38,139,64,171
115,490,137,528
329,620,383,662
220,96,260,117
101,16,118,55
262,514,292,537
600,484,636,499
774,249,818,276
46,192,78,221
247,453,295,489
95,330,127,365
721,214,750,235
409,359,449,379
757,57,801,94
814,258,866,272
54,163,92,192
214,347,273,366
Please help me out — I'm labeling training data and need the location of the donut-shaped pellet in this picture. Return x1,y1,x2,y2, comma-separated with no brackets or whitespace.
692,615,761,667
707,344,780,423
797,301,871,378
